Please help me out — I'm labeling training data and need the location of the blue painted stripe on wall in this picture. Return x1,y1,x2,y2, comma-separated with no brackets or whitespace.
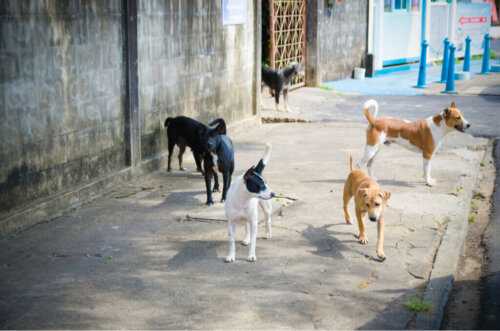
383,57,420,66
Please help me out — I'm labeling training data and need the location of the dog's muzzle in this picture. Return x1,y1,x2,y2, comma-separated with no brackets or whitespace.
369,216,377,222
260,192,275,200
454,124,470,133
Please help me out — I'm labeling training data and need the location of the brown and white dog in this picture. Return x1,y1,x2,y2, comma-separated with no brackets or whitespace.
358,99,470,186
343,156,391,261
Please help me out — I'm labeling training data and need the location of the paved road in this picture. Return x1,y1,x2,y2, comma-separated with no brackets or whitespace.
263,80,500,328
0,86,492,329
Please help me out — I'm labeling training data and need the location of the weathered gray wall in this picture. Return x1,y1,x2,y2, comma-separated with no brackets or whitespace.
138,0,256,161
306,0,367,85
0,0,259,236
0,1,126,214
0,0,260,236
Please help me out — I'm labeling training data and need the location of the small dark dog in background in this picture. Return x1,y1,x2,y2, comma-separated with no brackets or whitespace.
164,116,204,174
261,62,304,113
199,118,234,205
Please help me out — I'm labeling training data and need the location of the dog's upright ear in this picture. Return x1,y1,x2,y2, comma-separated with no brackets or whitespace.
451,101,456,108
443,108,451,119
208,118,227,135
216,123,225,134
244,167,255,181
381,190,391,201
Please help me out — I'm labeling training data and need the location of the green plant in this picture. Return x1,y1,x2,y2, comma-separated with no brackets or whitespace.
471,50,498,61
468,215,475,223
480,162,485,167
456,187,461,193
403,296,431,312
317,84,334,91
473,190,486,200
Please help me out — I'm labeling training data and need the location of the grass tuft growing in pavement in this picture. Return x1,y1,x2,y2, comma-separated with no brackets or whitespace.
473,190,486,200
403,296,431,312
317,84,334,91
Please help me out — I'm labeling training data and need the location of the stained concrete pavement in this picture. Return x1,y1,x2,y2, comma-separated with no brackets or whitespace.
0,90,489,328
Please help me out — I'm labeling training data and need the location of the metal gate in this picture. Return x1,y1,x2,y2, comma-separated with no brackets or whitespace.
269,0,306,88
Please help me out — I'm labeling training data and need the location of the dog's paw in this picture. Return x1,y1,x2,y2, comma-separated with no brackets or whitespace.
242,239,250,246
426,178,436,186
377,252,387,261
345,217,352,225
206,200,214,206
225,255,235,263
357,235,368,244
247,255,257,262
266,232,272,239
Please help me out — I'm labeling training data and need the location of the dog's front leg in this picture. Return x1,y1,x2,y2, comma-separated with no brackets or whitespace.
283,89,292,113
212,171,220,192
356,209,368,244
225,221,236,262
242,222,250,246
204,169,214,205
423,158,436,186
247,220,258,262
376,216,386,261
259,199,272,239
274,88,281,112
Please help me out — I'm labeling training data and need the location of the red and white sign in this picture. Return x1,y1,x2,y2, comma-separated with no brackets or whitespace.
458,16,488,25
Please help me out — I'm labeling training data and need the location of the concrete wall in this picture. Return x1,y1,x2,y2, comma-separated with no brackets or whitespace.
138,0,256,161
0,1,126,217
306,0,368,84
0,0,259,236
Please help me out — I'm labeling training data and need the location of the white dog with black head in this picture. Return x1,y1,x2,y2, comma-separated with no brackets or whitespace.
224,143,274,262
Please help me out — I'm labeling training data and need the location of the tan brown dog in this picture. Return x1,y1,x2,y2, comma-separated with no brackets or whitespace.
358,100,470,186
343,156,391,261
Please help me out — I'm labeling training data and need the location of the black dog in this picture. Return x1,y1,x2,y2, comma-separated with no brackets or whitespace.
199,119,234,205
164,116,205,174
261,62,304,113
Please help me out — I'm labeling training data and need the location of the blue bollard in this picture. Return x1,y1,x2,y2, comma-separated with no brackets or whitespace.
439,38,450,83
442,44,458,94
414,40,429,88
480,34,493,74
463,36,471,72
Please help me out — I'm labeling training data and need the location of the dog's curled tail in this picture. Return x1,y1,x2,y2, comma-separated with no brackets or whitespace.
349,155,354,172
164,117,173,127
363,99,379,126
263,143,272,165
209,118,227,135
254,143,272,174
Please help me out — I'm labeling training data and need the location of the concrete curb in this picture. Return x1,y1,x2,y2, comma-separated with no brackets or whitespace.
480,142,500,328
414,149,485,329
